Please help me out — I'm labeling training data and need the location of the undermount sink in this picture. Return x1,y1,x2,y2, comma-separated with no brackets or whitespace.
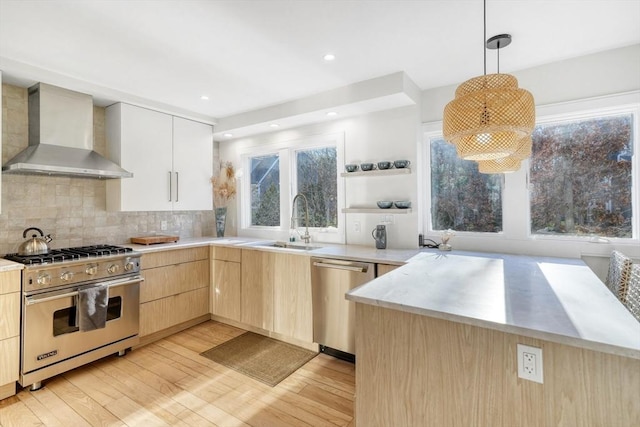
244,241,322,251
269,241,321,250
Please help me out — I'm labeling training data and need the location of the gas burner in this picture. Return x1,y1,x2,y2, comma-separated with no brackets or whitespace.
64,245,134,257
3,245,134,265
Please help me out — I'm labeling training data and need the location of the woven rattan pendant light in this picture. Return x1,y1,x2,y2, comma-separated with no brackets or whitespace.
477,135,532,174
443,0,535,163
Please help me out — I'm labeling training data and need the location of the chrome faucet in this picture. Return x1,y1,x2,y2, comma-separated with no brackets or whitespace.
291,193,311,244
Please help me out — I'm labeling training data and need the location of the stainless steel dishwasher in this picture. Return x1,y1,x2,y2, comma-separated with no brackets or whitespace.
311,257,375,361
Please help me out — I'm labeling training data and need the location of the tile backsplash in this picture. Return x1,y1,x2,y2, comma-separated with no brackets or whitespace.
0,84,216,255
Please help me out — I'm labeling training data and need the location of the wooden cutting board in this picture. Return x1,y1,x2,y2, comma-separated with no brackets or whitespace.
130,235,179,245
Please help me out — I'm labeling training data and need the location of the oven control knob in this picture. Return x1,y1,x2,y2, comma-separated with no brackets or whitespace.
124,261,135,272
107,264,120,274
85,265,98,276
37,273,51,286
60,271,74,282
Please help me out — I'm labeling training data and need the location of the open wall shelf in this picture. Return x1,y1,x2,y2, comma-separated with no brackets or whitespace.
342,207,412,214
340,168,411,178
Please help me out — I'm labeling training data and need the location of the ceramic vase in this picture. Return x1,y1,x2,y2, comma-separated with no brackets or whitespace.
215,207,227,237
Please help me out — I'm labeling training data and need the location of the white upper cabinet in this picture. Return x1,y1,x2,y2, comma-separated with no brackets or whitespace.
172,116,213,210
105,103,213,212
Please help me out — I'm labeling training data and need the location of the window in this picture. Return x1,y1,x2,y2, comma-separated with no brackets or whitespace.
422,92,639,256
240,133,345,243
429,138,503,232
530,114,633,238
249,153,280,227
295,147,338,228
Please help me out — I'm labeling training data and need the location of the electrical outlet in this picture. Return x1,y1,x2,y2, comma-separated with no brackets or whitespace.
517,344,543,383
354,221,361,233
160,221,167,231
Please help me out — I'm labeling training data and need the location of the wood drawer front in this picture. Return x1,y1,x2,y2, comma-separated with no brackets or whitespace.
0,270,20,294
0,336,19,384
140,287,209,336
0,293,20,339
141,259,209,303
142,246,209,269
210,246,241,263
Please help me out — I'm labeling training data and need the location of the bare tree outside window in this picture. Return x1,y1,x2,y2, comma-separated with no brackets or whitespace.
296,147,338,228
250,154,280,226
530,115,633,238
430,139,503,232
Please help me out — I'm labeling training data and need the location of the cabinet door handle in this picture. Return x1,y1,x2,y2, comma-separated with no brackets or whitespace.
168,171,172,202
175,172,179,202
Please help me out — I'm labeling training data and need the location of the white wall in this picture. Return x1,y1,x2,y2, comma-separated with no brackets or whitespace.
422,44,640,122
219,105,422,249
220,44,640,253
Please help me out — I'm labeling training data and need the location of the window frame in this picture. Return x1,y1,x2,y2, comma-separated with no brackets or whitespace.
240,133,346,244
244,150,283,229
421,91,640,257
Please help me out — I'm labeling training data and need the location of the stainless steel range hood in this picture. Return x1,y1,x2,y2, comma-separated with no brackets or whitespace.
2,83,132,179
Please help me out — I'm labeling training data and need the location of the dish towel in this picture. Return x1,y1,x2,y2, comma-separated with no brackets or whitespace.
78,284,109,332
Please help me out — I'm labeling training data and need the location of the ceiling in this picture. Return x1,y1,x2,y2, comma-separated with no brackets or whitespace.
1,0,639,136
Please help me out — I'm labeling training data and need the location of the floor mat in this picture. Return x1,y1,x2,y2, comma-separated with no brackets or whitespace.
199,331,318,387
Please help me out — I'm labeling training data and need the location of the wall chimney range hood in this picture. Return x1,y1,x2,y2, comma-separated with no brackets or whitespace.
2,83,132,179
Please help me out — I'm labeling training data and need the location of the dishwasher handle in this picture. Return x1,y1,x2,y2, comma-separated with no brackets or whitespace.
313,261,370,273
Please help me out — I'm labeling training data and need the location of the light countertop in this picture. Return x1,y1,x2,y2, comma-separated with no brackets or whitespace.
0,259,24,272
125,236,420,264
346,250,640,359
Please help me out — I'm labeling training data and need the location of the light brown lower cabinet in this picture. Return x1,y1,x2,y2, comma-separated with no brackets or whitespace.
0,269,20,400
139,247,210,339
239,249,313,343
377,263,401,276
211,246,242,322
272,253,313,342
240,249,275,331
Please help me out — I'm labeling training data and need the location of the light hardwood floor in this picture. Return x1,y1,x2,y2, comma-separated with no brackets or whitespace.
0,321,355,427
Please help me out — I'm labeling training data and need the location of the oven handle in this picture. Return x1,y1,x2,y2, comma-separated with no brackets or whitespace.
25,276,144,306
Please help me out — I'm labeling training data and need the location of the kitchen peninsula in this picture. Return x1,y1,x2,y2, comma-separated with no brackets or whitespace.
347,251,640,426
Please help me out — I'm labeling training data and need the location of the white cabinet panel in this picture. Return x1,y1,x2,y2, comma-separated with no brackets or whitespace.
107,103,173,211
173,117,213,211
106,103,212,212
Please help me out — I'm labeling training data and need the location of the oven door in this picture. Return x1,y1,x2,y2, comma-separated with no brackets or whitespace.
22,276,141,374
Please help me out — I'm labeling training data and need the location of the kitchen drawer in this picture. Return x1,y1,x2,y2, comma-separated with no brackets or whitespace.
210,246,241,263
141,259,209,303
140,287,209,336
0,270,20,294
141,246,209,269
0,292,20,339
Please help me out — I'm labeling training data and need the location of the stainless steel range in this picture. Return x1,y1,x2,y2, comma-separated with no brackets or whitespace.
4,245,142,390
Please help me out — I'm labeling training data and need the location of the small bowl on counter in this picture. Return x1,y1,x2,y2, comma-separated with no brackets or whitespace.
377,201,393,209
345,164,359,173
394,160,410,169
377,161,393,170
394,201,411,209
360,163,376,171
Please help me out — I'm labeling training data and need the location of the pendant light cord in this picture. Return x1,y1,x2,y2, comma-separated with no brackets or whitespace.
483,0,486,76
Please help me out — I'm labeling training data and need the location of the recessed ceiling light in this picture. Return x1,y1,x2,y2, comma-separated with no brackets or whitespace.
326,111,337,117
223,133,233,138
270,123,280,128
200,95,209,100
323,53,336,61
